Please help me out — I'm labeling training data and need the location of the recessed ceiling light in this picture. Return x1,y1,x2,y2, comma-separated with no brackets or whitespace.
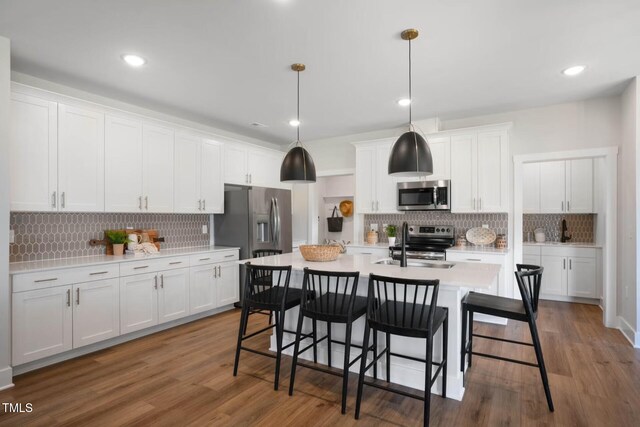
397,98,412,106
121,54,146,67
562,65,586,76
289,119,300,127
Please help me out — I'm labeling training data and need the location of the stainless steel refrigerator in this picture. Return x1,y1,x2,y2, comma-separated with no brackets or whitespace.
214,185,292,305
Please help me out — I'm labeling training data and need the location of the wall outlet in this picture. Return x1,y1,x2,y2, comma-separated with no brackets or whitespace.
370,223,379,232
202,225,208,234
482,224,489,229
382,224,388,234
9,229,15,244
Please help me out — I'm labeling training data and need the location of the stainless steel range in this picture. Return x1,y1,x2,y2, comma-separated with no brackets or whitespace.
389,225,455,261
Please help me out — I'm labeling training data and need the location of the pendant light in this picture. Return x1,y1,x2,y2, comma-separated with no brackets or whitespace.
388,29,433,177
280,63,317,183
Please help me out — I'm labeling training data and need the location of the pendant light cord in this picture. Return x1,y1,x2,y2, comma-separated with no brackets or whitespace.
408,37,412,126
297,69,301,144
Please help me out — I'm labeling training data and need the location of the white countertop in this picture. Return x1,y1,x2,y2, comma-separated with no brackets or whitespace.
240,252,499,290
9,245,240,274
446,245,510,255
523,242,601,248
347,242,391,249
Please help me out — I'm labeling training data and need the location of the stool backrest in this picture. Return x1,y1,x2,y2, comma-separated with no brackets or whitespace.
515,264,544,316
368,274,440,330
301,268,360,315
253,249,283,258
244,262,292,304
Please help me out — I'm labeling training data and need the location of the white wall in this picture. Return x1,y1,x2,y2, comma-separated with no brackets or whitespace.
0,36,12,389
291,184,309,244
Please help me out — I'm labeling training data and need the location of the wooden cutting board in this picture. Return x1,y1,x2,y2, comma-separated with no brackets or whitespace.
105,229,160,255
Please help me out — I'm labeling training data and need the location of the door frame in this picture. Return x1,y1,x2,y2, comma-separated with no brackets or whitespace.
307,169,355,245
513,147,618,330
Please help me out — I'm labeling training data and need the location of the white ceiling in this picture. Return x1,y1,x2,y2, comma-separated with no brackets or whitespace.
1,0,639,145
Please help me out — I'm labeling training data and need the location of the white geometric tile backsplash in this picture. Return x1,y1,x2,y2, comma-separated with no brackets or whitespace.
10,212,211,262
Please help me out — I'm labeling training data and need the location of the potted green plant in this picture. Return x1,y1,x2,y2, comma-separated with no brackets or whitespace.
386,225,397,247
106,230,130,256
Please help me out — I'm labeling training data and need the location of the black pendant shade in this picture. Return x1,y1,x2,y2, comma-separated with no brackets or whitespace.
280,145,316,183
388,131,433,177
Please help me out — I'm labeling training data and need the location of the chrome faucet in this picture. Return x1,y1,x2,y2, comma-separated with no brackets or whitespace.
400,222,408,267
561,218,572,243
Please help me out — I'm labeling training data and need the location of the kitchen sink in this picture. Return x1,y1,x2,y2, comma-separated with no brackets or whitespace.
373,258,456,269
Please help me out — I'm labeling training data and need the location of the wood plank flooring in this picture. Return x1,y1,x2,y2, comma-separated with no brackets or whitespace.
1,301,639,426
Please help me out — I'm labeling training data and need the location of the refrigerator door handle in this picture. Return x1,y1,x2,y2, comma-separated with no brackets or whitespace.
274,197,281,247
269,197,276,244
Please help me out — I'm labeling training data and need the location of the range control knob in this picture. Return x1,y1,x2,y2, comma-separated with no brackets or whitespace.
436,228,441,232
446,228,451,232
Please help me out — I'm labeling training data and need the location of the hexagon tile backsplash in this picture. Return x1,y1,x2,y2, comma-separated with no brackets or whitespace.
10,212,211,262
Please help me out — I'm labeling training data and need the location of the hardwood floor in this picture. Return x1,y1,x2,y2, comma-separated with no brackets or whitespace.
1,301,639,426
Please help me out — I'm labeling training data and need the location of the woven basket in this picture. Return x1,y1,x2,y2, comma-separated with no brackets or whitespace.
299,245,342,262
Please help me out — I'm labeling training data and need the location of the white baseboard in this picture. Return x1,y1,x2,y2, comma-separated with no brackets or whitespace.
0,367,14,390
618,316,640,348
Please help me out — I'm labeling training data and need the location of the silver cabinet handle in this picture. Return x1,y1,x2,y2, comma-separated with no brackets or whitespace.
89,271,109,276
569,259,572,270
61,192,66,209
218,266,221,277
473,198,476,210
213,267,217,278
76,288,80,305
198,199,202,211
561,201,564,212
224,254,235,258
160,274,164,288
66,289,71,307
145,196,148,210
203,199,206,211
35,277,58,283
563,259,566,269
139,196,142,210
249,174,252,183
199,257,210,261
466,258,482,262
479,198,482,211
134,265,149,270
52,191,57,208
245,174,249,183
169,261,182,265
567,201,570,212
154,275,158,289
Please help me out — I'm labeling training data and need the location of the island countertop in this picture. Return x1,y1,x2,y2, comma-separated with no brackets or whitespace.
240,252,499,290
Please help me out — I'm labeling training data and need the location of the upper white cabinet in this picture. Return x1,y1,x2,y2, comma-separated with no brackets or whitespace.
58,104,105,212
528,159,593,214
426,136,451,181
354,140,397,214
174,133,224,213
143,124,175,212
450,127,509,213
224,144,285,189
9,93,58,212
224,145,249,185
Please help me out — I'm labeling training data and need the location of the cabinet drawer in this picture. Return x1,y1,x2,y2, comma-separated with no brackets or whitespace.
119,259,162,277
156,256,190,271
12,264,120,293
190,251,238,266
541,246,596,258
446,252,505,265
523,245,541,256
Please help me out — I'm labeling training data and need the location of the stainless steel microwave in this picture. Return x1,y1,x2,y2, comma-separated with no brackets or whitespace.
397,180,451,211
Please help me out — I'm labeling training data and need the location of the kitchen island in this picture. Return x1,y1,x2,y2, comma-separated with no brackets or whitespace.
241,252,501,401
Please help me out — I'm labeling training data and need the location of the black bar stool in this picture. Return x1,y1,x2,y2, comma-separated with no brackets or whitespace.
289,268,367,414
233,263,312,390
461,264,554,412
242,249,284,333
355,274,448,427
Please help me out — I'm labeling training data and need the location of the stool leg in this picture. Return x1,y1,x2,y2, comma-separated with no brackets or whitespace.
233,304,250,376
312,318,318,364
442,312,448,398
327,321,332,368
424,334,433,427
341,320,353,414
468,310,474,368
289,308,305,396
274,309,285,390
528,317,554,412
460,303,467,372
372,328,378,380
355,321,371,420
386,332,391,382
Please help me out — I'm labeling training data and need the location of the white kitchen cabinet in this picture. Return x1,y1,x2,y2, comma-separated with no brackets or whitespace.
72,279,120,348
534,159,594,214
355,145,376,214
538,246,598,300
540,255,567,296
174,132,202,213
12,286,73,365
9,93,58,212
375,142,397,213
446,251,509,298
354,140,397,214
224,144,285,188
143,124,175,212
539,161,565,213
217,261,240,307
119,272,159,334
567,257,597,298
224,144,249,185
157,268,190,323
345,245,390,258
189,264,217,314
200,139,224,213
248,149,276,188
105,115,144,212
426,136,451,181
565,159,593,213
58,103,105,212
522,163,541,213
450,130,509,213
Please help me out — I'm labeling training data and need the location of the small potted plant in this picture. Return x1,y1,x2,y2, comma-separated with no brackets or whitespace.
386,225,397,247
106,230,130,256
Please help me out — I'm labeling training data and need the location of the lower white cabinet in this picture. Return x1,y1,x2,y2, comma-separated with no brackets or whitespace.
446,251,509,298
73,279,120,348
12,286,73,365
158,268,190,323
189,265,217,314
345,246,390,258
567,257,597,298
120,272,159,334
217,261,240,307
540,255,567,296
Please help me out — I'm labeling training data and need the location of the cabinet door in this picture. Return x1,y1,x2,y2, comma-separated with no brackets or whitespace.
73,279,120,348
522,163,541,213
58,104,105,212
355,146,376,214
540,255,567,296
566,159,593,213
189,265,217,314
224,145,249,185
9,93,58,211
105,115,143,212
200,140,224,213
12,286,73,365
247,149,277,187
158,268,190,323
174,133,202,213
426,136,451,181
450,134,477,213
143,124,175,213
567,257,596,298
120,273,158,334
477,130,508,212
375,142,398,213
217,262,240,307
539,161,566,213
